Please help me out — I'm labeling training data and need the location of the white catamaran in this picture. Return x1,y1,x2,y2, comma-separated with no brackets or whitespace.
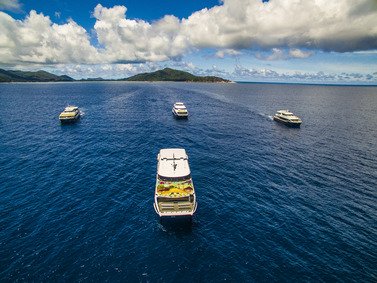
59,106,80,124
273,110,302,127
172,102,189,118
154,148,197,217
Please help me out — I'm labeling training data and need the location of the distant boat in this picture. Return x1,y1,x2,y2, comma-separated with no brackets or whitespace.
59,106,80,124
273,110,302,127
172,102,188,118
154,148,197,218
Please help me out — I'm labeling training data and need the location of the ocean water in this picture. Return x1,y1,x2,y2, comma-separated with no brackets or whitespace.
0,82,376,282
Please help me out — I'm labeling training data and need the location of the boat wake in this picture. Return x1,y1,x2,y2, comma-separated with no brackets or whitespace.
157,222,168,232
111,198,126,207
255,112,274,121
80,108,86,117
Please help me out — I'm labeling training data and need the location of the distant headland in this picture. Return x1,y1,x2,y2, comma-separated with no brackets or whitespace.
0,68,231,83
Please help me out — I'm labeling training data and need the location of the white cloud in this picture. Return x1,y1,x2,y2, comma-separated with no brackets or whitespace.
255,48,314,60
181,0,377,52
289,49,313,59
0,0,376,65
233,64,377,83
256,48,286,61
93,4,187,63
0,0,21,12
90,0,377,64
215,49,241,58
0,10,99,64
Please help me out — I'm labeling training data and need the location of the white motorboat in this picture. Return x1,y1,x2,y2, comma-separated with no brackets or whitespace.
273,110,302,127
172,102,188,118
59,106,80,124
154,148,197,217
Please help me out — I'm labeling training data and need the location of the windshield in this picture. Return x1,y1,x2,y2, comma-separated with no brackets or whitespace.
158,174,191,182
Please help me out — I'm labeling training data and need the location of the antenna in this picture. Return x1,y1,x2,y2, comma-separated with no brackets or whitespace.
173,154,177,171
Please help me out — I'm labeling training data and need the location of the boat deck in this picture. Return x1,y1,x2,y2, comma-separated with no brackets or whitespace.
156,179,194,198
158,201,194,213
155,148,196,217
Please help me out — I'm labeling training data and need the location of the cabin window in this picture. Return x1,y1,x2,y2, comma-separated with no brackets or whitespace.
158,196,190,202
158,174,191,182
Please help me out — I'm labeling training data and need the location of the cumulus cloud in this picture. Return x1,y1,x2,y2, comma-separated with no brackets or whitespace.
215,49,241,58
289,49,313,59
139,0,375,54
0,10,99,64
0,0,376,65
255,48,313,60
90,0,377,63
181,0,377,52
233,65,377,83
93,4,187,63
0,0,21,12
256,48,286,60
234,65,279,78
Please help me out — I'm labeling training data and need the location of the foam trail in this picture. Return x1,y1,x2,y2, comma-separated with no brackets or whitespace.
80,108,86,117
257,112,274,121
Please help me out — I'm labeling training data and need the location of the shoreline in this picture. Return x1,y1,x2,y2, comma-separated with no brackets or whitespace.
2,80,377,86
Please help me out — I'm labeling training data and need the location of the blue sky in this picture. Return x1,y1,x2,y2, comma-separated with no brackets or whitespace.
5,0,220,30
0,0,376,84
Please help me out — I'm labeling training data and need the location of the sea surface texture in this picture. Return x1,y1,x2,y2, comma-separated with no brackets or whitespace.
0,82,376,282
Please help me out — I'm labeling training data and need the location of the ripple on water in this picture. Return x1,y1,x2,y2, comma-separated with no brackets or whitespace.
0,82,376,281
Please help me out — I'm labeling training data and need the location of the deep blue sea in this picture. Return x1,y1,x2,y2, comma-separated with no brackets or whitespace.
0,82,376,282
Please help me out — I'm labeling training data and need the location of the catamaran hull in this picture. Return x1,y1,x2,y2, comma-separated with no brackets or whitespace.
273,116,301,127
172,110,188,119
60,115,80,124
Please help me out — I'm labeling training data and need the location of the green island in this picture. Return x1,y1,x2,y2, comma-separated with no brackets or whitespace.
0,69,74,82
0,67,230,83
122,68,230,82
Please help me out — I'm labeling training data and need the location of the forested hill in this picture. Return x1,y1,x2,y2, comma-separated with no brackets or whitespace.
0,69,74,82
124,68,230,82
0,67,230,83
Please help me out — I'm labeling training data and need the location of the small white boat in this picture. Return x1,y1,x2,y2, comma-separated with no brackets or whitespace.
59,106,80,124
172,102,188,118
273,110,302,127
154,148,197,217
